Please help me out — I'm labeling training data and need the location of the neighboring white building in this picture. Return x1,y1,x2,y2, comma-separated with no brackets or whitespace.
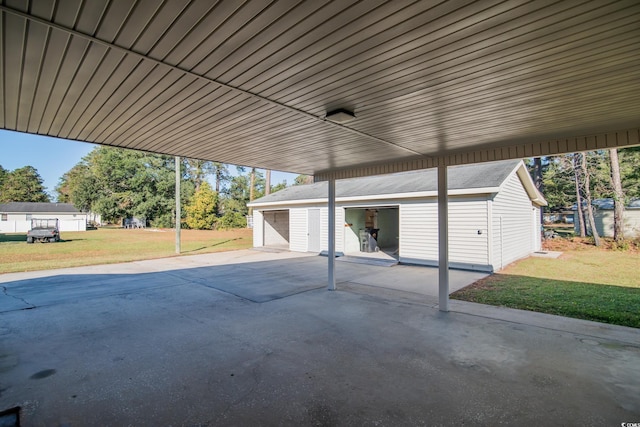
0,202,96,232
575,199,640,238
248,160,546,272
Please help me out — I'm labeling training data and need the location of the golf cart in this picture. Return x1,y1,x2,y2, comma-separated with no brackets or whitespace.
27,218,60,243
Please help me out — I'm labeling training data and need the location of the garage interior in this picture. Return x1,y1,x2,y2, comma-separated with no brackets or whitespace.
262,210,290,250
344,207,399,259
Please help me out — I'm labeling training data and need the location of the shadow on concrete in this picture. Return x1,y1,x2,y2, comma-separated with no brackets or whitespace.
1,253,639,425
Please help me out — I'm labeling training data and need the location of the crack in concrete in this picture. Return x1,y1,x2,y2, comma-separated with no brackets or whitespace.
1,285,36,310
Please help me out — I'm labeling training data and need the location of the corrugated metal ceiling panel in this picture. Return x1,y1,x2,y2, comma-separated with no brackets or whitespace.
1,0,639,177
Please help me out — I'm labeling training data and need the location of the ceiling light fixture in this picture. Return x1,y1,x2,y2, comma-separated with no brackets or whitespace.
325,108,356,123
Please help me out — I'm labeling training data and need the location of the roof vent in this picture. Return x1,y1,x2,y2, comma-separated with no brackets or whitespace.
325,108,356,123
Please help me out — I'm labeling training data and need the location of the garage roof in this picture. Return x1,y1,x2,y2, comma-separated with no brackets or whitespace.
0,202,80,213
249,159,546,206
1,1,639,179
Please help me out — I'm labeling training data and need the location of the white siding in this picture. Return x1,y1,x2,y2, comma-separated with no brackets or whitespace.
492,173,536,269
320,207,345,252
449,198,489,267
579,209,640,238
253,210,264,247
533,206,542,251
400,201,438,262
289,208,308,252
399,198,490,270
0,219,87,232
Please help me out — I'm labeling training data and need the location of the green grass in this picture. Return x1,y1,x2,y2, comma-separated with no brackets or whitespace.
452,241,640,328
0,228,253,274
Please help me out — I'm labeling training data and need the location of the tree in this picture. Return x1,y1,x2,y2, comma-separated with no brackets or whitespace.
0,165,7,189
212,162,231,193
218,168,264,229
580,153,601,246
540,156,575,210
294,174,313,185
265,169,271,195
56,163,98,209
609,148,624,242
0,166,50,202
573,154,586,237
249,167,256,215
619,147,640,200
58,146,194,226
185,181,218,229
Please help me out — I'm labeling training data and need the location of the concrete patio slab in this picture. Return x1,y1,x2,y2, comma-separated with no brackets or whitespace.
0,250,638,426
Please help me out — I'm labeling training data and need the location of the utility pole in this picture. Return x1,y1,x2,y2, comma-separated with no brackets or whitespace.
175,156,181,254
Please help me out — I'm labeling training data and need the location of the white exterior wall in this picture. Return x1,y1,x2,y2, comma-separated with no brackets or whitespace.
0,219,87,232
253,210,264,247
320,207,345,253
533,206,542,251
289,208,309,252
492,172,537,269
399,197,491,271
577,209,640,238
0,213,88,232
249,167,541,270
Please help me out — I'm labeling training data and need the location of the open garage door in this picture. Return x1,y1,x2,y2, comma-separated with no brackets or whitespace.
263,210,290,249
344,207,399,259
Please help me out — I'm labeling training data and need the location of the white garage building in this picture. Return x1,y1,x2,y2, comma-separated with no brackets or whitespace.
249,160,546,272
0,202,91,232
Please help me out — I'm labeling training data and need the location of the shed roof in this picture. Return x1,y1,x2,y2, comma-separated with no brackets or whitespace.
250,160,545,206
0,202,81,214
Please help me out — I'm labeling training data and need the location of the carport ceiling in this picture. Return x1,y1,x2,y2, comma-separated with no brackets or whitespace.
1,0,639,178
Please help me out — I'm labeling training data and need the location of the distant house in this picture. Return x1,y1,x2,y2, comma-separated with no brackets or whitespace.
0,202,98,232
248,160,546,272
574,199,640,238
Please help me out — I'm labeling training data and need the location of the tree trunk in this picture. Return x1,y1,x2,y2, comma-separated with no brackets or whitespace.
249,168,255,215
265,169,271,195
533,157,544,238
573,154,586,237
533,157,543,190
609,148,625,242
581,153,601,246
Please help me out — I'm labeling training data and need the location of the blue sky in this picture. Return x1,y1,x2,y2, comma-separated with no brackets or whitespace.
0,130,298,199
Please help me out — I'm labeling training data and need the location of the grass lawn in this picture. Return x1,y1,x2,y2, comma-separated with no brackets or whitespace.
0,227,253,274
451,238,640,328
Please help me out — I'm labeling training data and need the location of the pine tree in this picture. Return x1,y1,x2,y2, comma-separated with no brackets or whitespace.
0,166,50,202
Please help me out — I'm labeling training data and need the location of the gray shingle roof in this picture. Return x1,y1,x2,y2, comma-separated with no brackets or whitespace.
0,202,80,213
252,160,522,205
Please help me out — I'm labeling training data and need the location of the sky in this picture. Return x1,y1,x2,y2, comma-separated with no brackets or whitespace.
0,129,298,199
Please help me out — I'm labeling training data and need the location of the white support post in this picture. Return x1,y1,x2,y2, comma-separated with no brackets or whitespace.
328,178,336,291
438,165,449,312
175,156,181,254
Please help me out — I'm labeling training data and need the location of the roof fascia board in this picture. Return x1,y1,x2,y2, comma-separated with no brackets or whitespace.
314,129,640,181
510,162,548,207
248,187,500,208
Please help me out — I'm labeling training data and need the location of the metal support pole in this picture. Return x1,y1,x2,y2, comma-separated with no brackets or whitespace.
328,178,336,291
175,156,181,254
438,165,449,312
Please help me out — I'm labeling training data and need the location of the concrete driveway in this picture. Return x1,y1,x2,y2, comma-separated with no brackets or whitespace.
0,250,638,426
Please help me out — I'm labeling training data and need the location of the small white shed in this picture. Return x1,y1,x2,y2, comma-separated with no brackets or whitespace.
249,160,546,272
0,202,92,232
